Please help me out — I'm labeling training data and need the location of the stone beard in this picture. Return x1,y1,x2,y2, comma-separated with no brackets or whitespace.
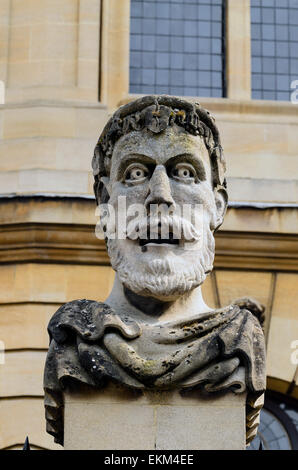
107,215,215,300
44,95,266,448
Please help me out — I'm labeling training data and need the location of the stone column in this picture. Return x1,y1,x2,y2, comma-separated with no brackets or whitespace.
225,0,252,100
1,0,101,103
0,0,109,197
63,383,247,450
100,0,131,110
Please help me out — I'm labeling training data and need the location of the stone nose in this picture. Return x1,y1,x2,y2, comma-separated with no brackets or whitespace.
145,165,175,211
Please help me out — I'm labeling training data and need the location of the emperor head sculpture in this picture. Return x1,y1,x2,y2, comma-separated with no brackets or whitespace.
44,96,266,446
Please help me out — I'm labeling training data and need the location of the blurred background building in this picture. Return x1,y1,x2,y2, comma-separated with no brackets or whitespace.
0,0,297,450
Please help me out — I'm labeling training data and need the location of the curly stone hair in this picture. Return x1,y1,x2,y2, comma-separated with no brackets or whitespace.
92,95,227,204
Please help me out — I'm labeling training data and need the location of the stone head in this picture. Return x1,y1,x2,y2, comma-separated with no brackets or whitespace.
92,96,227,301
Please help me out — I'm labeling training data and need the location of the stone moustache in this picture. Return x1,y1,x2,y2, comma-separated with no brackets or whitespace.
44,96,266,447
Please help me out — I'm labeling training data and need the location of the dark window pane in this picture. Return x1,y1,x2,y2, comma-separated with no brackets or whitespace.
156,36,170,52
170,53,184,69
156,52,169,69
142,52,156,68
185,4,198,20
143,2,155,18
170,4,183,19
251,2,298,101
184,21,198,37
142,69,155,85
263,74,276,90
263,91,276,99
251,8,261,23
132,2,143,18
212,6,222,21
212,72,222,87
170,36,184,53
131,52,142,68
199,54,211,70
159,3,170,18
184,36,197,53
212,54,222,70
277,74,290,90
277,91,290,100
198,21,211,37
198,38,211,53
262,41,275,57
143,35,156,51
170,20,184,35
198,5,211,20
212,22,222,38
262,0,276,6
212,38,222,53
252,90,263,99
252,24,262,39
276,25,289,40
131,34,142,50
290,26,298,41
131,19,142,34
290,42,298,57
252,74,262,90
277,58,289,73
130,68,142,85
276,9,288,24
212,88,222,97
156,69,170,85
170,70,184,86
156,19,170,35
262,24,275,40
263,57,275,73
289,9,298,24
252,40,262,56
290,58,298,73
130,0,224,97
143,19,156,35
262,8,275,23
252,57,262,72
184,70,197,86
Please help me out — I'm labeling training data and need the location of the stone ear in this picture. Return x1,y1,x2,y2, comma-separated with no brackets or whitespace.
94,176,111,205
212,186,228,231
100,176,110,194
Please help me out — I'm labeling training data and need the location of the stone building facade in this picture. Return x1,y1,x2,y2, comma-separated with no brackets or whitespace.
0,0,297,449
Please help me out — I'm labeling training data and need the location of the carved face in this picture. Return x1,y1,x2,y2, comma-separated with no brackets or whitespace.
100,125,227,301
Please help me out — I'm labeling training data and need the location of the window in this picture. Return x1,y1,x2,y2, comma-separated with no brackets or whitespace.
130,0,225,98
248,394,298,450
251,0,298,101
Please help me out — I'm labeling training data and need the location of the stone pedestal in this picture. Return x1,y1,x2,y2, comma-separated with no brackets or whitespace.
63,383,246,450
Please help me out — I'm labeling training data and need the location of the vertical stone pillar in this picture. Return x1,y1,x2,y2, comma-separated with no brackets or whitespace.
0,0,102,103
226,0,251,100
63,384,247,450
0,0,109,197
100,0,131,110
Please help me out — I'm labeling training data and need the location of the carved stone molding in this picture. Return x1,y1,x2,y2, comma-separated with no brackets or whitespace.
0,222,297,271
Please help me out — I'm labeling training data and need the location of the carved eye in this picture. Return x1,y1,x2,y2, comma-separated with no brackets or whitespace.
173,163,196,181
124,164,148,183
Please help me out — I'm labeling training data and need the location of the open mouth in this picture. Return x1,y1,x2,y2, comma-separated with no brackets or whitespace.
139,231,179,247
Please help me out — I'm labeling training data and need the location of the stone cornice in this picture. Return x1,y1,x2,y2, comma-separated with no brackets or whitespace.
0,222,297,271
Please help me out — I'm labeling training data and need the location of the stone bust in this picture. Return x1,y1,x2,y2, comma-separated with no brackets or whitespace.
44,96,266,446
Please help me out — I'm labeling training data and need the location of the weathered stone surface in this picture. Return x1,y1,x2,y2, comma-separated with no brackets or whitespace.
63,384,246,450
44,96,266,449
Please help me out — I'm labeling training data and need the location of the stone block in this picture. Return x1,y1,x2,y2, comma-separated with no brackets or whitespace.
0,351,46,397
0,397,61,450
64,384,246,450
